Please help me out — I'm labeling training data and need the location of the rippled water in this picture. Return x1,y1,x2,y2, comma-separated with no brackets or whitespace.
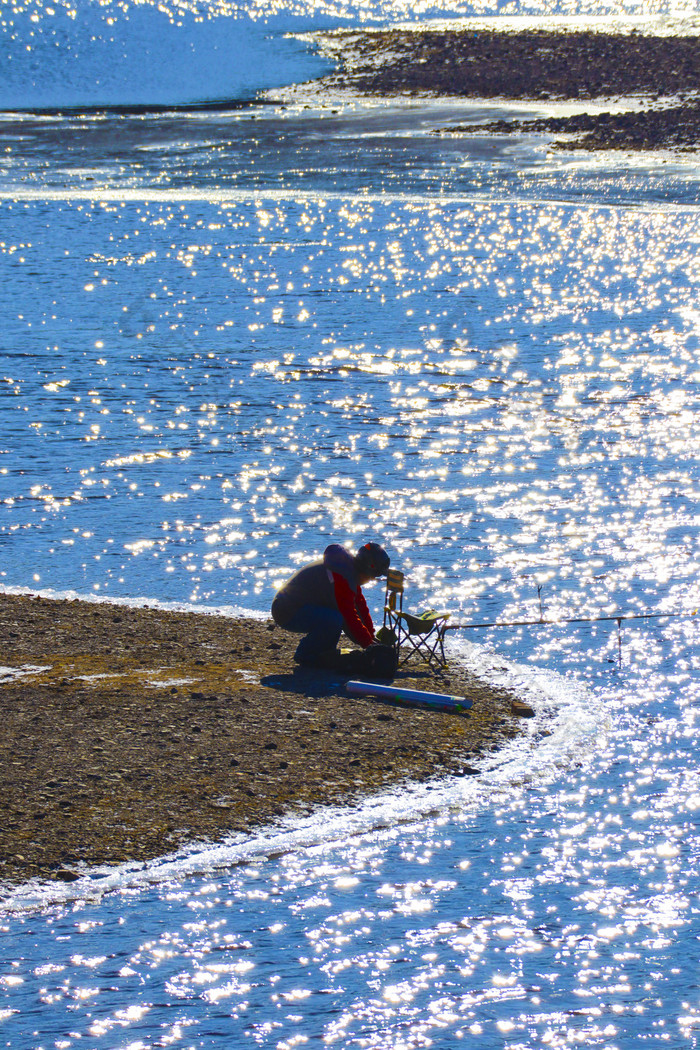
3,187,700,615
2,1,700,1047
1,663,699,1049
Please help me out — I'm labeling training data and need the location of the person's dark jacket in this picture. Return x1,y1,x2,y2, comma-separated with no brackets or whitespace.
271,544,375,647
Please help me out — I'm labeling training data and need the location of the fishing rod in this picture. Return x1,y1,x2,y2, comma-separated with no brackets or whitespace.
444,590,699,667
446,609,699,631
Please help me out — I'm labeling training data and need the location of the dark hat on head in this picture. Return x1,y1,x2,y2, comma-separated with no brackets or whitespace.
356,541,390,578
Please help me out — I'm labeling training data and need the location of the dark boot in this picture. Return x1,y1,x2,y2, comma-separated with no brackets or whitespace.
334,649,368,673
336,645,397,678
295,648,344,670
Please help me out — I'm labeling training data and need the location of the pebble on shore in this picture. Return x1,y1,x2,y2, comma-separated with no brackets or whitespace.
0,593,532,889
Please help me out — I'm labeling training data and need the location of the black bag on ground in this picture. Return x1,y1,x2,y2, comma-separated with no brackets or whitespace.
362,643,398,679
306,644,398,678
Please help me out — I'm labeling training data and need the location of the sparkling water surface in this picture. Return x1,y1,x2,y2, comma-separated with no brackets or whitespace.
2,1,700,1048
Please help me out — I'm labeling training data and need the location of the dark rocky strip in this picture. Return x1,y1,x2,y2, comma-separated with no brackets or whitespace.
324,28,700,152
436,101,700,152
0,593,530,890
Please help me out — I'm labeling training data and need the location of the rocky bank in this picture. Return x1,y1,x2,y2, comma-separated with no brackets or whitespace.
322,28,700,152
0,593,531,890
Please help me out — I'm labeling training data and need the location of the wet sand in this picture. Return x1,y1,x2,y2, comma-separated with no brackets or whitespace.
0,593,530,890
324,28,700,151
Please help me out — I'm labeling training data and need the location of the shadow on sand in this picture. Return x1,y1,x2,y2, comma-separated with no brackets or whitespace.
260,664,440,699
260,668,351,699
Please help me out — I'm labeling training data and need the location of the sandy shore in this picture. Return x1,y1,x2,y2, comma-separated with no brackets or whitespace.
323,28,700,152
0,593,531,890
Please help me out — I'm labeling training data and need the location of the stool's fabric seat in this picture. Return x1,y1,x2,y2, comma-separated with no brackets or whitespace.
400,610,451,636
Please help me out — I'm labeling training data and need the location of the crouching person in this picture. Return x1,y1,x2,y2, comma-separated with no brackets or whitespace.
271,542,396,676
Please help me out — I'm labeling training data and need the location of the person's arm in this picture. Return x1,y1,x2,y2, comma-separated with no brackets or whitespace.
354,587,375,636
331,572,375,648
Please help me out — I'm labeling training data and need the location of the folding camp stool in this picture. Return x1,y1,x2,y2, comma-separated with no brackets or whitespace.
380,568,451,670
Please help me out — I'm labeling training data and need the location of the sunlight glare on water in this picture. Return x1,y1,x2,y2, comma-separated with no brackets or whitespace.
2,196,700,633
1,684,699,1050
2,1,700,1048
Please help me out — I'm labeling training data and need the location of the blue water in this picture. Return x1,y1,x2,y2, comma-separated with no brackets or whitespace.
2,2,700,1048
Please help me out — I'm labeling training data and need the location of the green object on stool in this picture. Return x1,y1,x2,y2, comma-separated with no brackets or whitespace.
375,625,397,646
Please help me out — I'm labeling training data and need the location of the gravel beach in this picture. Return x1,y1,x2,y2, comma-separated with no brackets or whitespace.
323,27,700,151
0,593,530,890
